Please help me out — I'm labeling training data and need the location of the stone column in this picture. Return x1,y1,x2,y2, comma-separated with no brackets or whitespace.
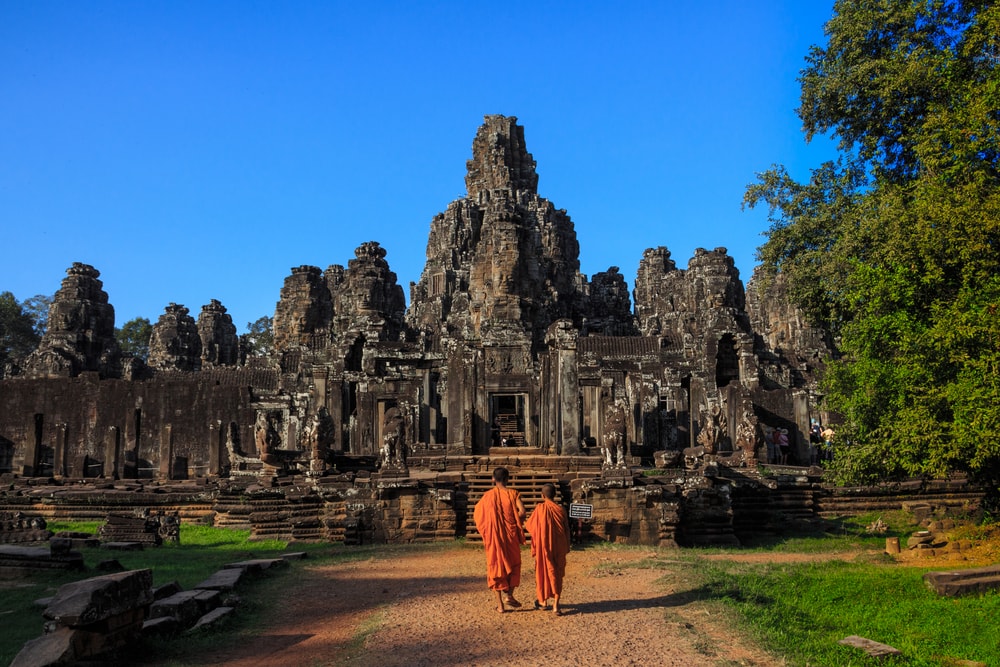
446,349,473,454
793,389,810,464
208,421,220,476
545,320,580,455
23,414,40,477
158,424,173,480
557,347,580,455
54,423,68,478
104,426,120,479
329,380,344,453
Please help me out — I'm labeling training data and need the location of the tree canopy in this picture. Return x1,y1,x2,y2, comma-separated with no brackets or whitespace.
241,316,274,358
0,292,41,376
116,317,153,361
744,0,1000,485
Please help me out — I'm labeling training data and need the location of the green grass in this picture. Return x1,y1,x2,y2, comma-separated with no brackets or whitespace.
615,511,1000,665
646,548,1000,666
0,523,333,665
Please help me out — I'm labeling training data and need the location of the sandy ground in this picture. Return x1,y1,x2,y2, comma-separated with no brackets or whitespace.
181,543,784,667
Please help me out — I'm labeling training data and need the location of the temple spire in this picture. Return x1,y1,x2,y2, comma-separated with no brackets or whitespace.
464,115,538,202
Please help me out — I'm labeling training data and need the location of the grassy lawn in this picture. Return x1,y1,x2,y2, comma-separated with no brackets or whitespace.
648,513,1000,666
0,522,335,666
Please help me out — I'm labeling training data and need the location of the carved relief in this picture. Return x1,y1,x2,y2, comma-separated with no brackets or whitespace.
485,347,529,375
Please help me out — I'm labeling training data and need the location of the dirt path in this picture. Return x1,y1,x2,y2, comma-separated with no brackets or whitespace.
188,544,782,667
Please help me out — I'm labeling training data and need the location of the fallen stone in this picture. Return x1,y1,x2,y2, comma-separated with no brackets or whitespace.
838,635,902,659
924,565,1000,597
195,567,244,591
281,551,308,560
149,588,221,625
907,531,934,548
0,544,85,573
10,626,76,667
153,580,183,600
142,615,179,637
49,537,74,556
223,557,288,573
186,606,235,633
43,569,153,627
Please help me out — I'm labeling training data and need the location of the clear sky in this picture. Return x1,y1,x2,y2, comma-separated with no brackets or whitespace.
2,1,839,332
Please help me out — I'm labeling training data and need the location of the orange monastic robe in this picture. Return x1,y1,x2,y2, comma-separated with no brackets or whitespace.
526,498,570,603
474,486,525,591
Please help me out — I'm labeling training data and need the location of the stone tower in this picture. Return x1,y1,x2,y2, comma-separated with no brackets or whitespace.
23,262,121,378
148,304,202,371
197,299,239,368
407,115,588,350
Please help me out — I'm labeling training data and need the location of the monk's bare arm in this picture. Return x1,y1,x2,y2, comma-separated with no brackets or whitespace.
516,496,526,522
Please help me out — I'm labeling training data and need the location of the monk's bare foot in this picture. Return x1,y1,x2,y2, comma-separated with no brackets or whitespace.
553,607,562,616
497,604,505,613
503,593,521,608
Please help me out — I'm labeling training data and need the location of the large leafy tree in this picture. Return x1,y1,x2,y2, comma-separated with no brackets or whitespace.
744,0,1000,485
241,316,274,358
116,317,153,361
0,291,42,376
21,294,52,338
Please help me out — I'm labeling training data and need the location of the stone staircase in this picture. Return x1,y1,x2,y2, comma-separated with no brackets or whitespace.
248,494,325,542
462,471,565,542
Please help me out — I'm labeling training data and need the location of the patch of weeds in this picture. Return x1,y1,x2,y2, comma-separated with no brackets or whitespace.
338,608,387,664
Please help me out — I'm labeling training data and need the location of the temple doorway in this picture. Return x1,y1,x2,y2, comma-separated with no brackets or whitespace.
489,394,527,447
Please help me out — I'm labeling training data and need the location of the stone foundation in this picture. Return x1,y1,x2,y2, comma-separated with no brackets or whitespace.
0,459,986,548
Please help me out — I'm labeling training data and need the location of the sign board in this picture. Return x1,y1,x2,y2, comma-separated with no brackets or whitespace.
569,503,593,519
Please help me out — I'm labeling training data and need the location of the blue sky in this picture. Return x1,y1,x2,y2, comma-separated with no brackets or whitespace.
2,1,839,332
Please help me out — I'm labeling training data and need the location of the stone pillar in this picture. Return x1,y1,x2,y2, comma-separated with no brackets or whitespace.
446,349,472,454
104,426,120,479
286,418,298,453
544,320,580,455
54,423,68,478
329,380,344,453
208,421,220,476
158,424,172,480
793,389,810,464
23,414,40,477
558,347,580,455
689,376,708,440
420,369,438,445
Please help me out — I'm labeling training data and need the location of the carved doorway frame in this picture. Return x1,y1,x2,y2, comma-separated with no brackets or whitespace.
489,393,529,448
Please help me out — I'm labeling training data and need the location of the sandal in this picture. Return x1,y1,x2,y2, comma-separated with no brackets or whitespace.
503,593,521,608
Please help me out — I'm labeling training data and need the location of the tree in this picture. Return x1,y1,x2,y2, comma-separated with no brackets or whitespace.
22,294,52,338
241,316,274,358
0,291,41,376
116,317,153,361
744,1,1000,486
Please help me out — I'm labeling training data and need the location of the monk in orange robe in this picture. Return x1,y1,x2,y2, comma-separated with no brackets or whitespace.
473,466,526,613
525,482,570,615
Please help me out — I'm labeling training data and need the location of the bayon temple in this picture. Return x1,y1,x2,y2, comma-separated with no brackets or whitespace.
0,115,980,546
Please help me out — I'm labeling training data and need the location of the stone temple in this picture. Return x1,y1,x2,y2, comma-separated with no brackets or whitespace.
7,115,958,548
